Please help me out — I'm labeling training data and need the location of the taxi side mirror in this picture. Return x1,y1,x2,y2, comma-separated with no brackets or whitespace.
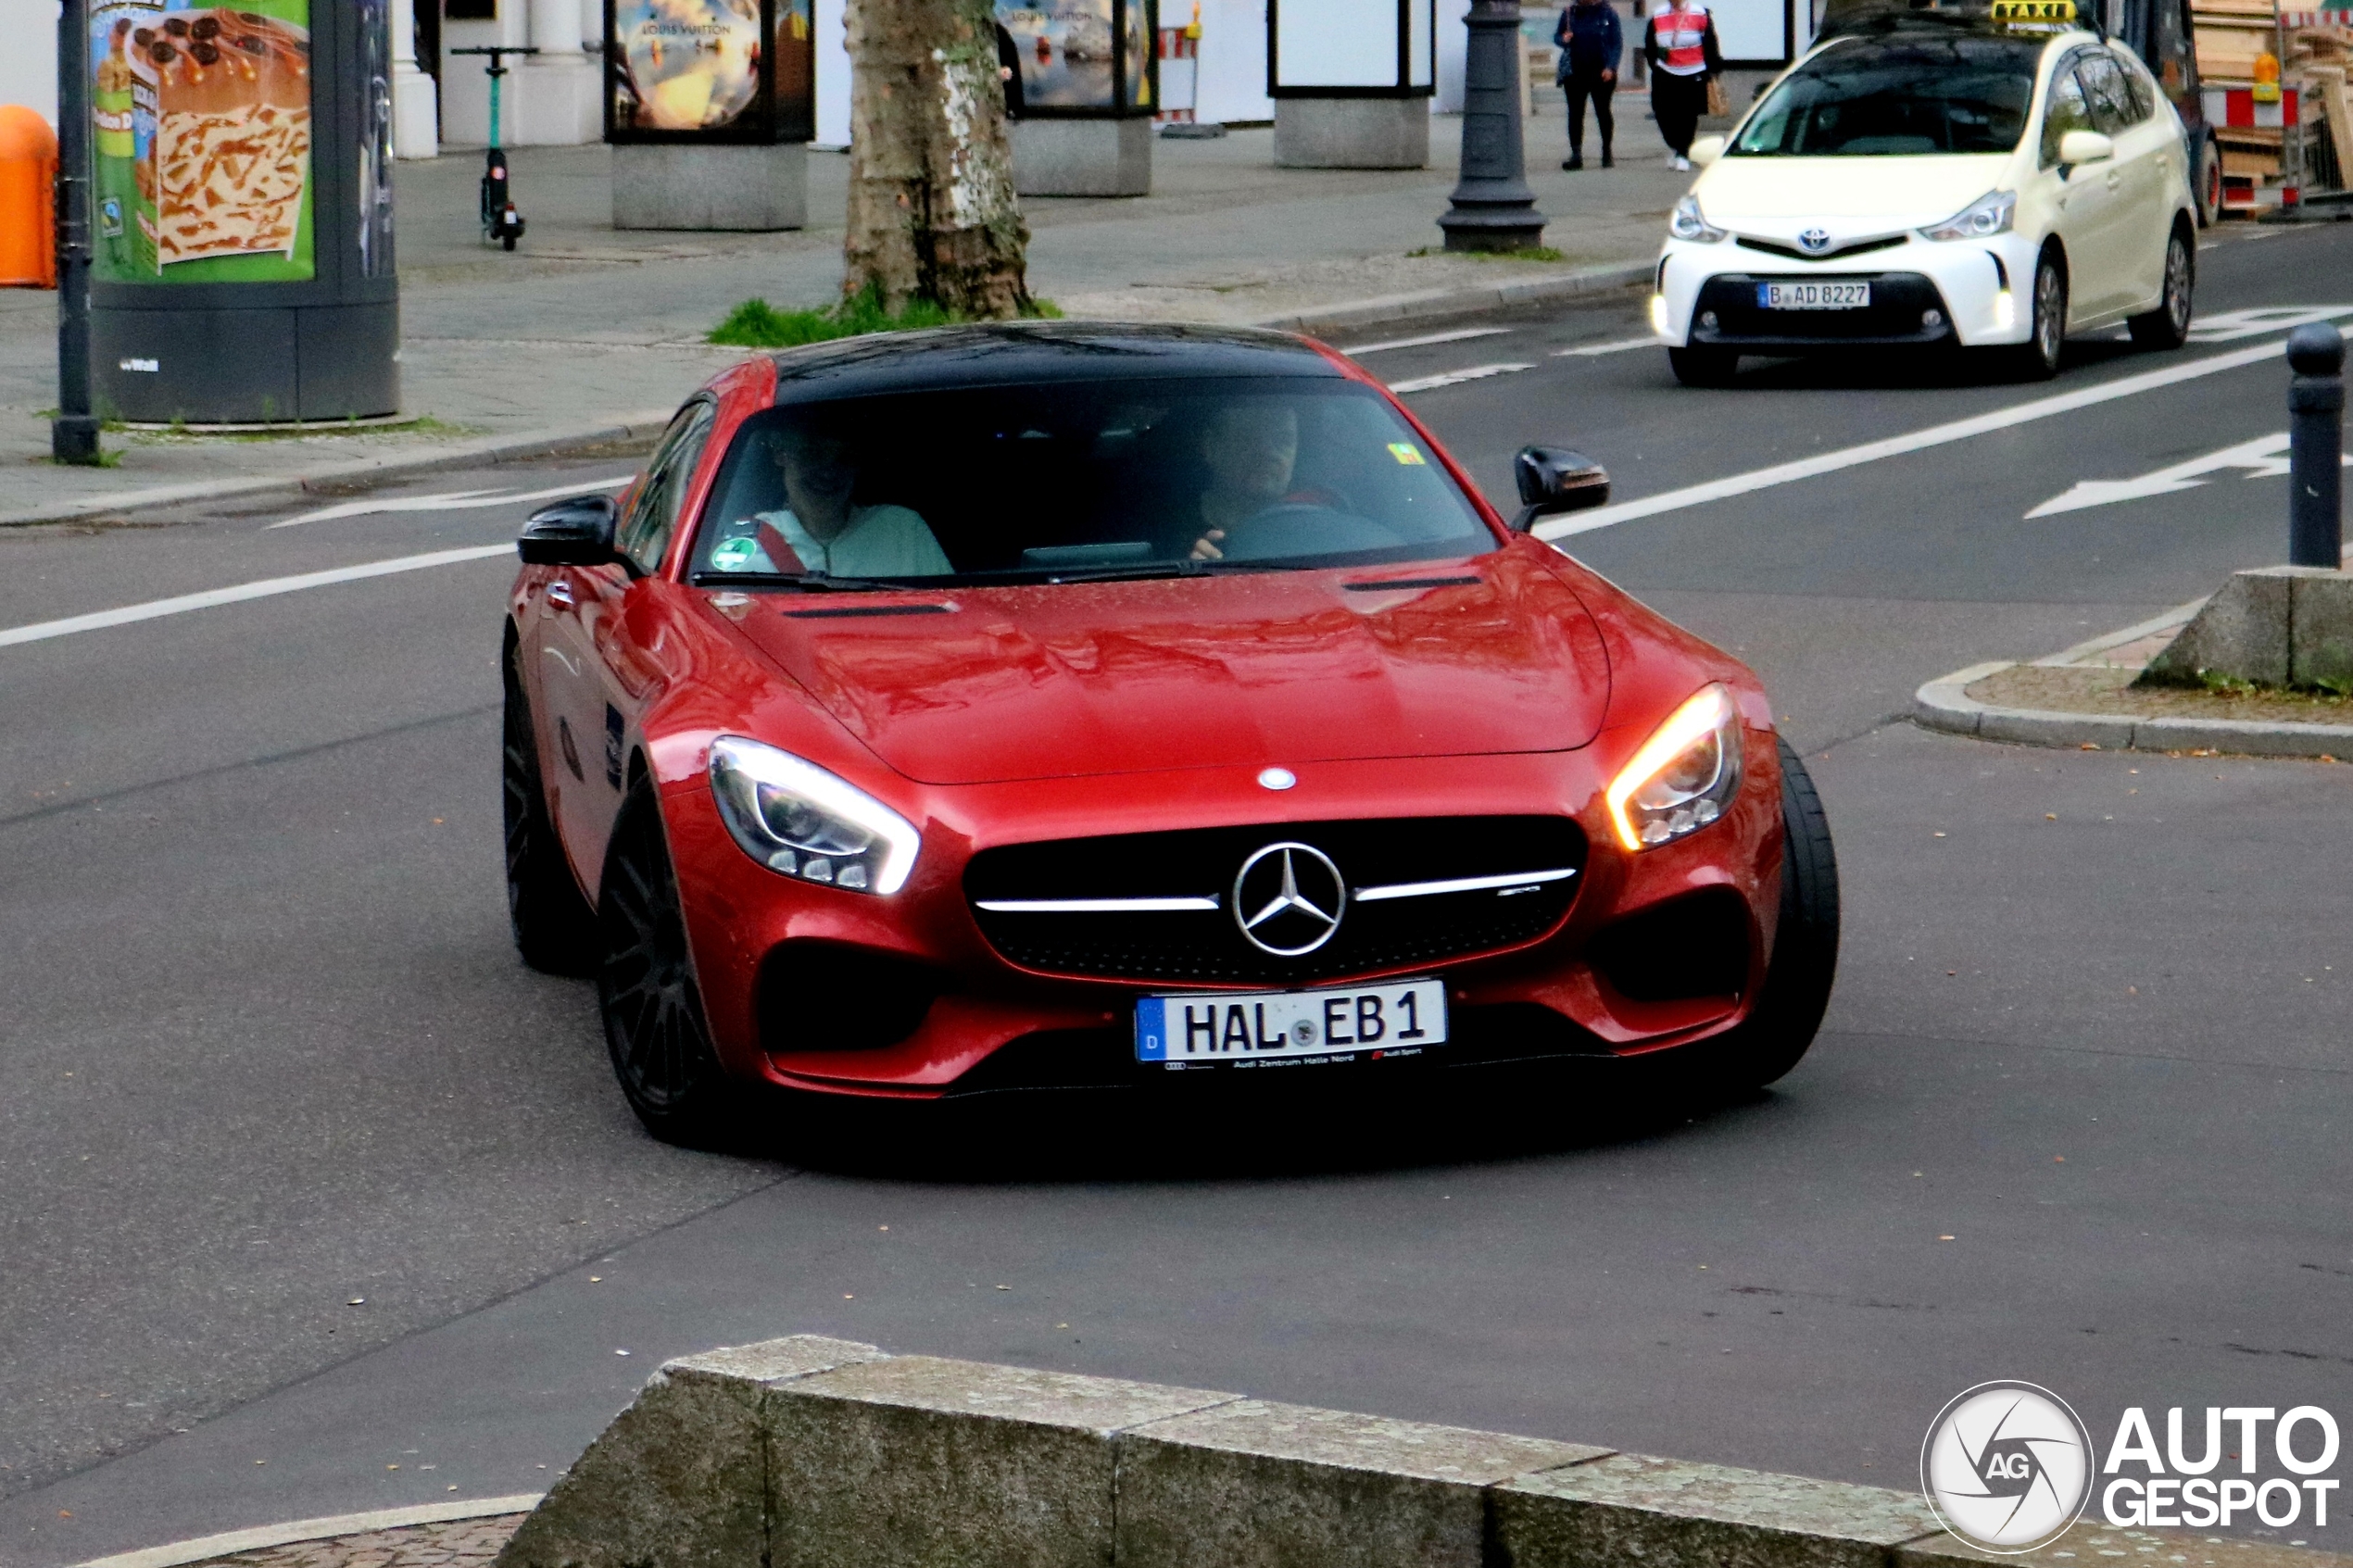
1511,445,1612,532
2057,129,2114,167
1690,134,1727,167
519,494,623,567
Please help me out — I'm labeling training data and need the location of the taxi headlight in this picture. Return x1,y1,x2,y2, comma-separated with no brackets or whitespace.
1920,190,2017,242
1605,684,1744,851
708,735,920,894
1670,194,1729,244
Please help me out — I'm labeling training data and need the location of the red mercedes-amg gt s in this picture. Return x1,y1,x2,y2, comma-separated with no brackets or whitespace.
503,323,1836,1145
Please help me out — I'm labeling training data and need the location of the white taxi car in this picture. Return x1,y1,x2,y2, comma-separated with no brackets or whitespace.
1653,6,2197,385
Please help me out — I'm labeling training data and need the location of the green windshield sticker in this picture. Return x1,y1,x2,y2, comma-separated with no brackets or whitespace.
1388,443,1428,466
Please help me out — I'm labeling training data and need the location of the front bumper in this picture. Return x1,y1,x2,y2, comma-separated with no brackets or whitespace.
1654,232,2041,350
661,735,1789,1100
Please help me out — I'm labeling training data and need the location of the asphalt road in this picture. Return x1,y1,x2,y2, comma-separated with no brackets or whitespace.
4,220,2350,1562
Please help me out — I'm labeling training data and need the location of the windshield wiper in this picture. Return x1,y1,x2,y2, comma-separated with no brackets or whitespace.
691,571,905,592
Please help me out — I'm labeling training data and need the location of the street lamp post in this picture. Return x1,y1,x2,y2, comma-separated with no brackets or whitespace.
54,0,101,465
1439,0,1544,253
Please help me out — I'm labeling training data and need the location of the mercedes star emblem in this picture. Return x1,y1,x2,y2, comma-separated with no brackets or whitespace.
1233,842,1346,957
1799,228,1832,254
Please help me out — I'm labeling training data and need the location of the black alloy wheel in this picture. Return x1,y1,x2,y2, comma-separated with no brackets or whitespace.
598,780,739,1147
1688,735,1841,1097
2127,225,2195,351
2010,250,2067,382
503,634,598,975
1667,345,1740,388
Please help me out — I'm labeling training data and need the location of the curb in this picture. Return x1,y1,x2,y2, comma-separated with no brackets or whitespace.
2,265,1654,531
1251,260,1655,341
1914,661,2353,759
70,1497,544,1568
0,413,680,531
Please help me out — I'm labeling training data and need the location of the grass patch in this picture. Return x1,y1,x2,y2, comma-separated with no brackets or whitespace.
709,285,1063,349
1408,245,1569,263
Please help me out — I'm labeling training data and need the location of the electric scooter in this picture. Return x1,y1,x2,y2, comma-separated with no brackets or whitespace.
448,44,536,249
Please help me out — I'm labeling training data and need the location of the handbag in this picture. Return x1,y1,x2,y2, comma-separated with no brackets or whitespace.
1705,73,1729,117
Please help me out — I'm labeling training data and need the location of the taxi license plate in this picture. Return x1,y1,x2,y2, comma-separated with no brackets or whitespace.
1758,282,1870,309
1136,979,1446,1069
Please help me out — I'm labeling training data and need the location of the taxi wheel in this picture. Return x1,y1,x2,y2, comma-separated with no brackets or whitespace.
1691,737,1840,1097
2009,251,2067,382
1668,346,1740,387
2127,225,2194,351
598,781,740,1148
503,636,598,976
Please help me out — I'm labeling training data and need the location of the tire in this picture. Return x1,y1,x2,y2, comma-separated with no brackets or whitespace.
1689,736,1841,1096
2127,224,2195,351
2194,132,2222,229
502,232,518,252
2008,249,2067,382
503,634,598,976
1668,345,1740,387
598,779,740,1148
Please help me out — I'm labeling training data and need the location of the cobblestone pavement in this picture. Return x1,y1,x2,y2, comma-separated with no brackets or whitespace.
187,1515,527,1568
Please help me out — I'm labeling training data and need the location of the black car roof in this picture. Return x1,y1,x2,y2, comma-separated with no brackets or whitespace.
765,321,1343,404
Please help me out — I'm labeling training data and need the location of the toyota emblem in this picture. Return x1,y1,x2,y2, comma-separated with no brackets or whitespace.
1232,842,1346,957
1799,228,1833,254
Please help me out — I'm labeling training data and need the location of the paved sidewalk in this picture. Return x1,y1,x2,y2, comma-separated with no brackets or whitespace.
0,116,1692,524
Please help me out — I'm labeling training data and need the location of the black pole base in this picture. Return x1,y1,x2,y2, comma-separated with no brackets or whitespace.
52,415,103,466
1439,212,1548,252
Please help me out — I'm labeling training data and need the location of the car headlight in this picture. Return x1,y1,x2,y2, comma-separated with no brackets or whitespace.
1604,684,1744,851
707,735,920,894
1919,190,2016,242
1669,194,1728,244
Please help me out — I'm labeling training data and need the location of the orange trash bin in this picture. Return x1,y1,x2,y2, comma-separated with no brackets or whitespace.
0,106,58,290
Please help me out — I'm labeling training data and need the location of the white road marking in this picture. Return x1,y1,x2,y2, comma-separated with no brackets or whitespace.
1338,327,1513,356
1390,362,1536,394
1554,336,1657,358
2024,431,2353,517
270,475,632,529
0,545,513,651
2184,305,2353,344
1537,329,2351,543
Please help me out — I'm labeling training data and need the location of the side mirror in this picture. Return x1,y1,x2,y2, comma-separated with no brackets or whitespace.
1511,445,1611,532
1689,134,1727,167
2057,129,2114,168
518,494,623,568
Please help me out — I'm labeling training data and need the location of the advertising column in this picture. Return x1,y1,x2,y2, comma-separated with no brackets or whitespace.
88,0,397,422
607,0,814,230
996,0,1157,194
1269,0,1436,167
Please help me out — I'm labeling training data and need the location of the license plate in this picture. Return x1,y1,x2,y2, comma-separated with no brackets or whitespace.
1136,979,1446,1069
1758,282,1870,309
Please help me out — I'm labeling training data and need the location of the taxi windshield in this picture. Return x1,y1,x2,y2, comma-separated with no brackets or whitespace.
687,376,1495,586
1730,35,2042,155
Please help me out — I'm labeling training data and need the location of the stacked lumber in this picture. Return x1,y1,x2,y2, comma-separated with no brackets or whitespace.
2194,0,2276,83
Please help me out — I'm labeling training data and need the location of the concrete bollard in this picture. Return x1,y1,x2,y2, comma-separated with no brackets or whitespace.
2286,323,2346,568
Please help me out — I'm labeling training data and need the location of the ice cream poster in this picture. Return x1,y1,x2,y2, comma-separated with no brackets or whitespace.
612,0,764,132
92,0,316,282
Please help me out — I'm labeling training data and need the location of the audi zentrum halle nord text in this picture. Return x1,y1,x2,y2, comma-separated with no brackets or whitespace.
501,324,1839,1145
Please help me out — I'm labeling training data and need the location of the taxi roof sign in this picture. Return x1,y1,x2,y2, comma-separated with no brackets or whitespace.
1818,0,2095,38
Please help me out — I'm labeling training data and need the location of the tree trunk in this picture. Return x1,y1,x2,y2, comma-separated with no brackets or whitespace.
844,0,1031,318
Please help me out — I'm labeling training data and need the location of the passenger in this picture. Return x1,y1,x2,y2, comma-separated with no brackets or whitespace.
741,424,952,578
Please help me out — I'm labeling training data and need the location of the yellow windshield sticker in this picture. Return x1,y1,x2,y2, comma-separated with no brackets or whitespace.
1388,442,1428,465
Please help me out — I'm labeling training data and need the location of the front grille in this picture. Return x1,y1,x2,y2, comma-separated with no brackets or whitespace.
1693,272,1955,345
964,816,1587,986
1735,233,1906,264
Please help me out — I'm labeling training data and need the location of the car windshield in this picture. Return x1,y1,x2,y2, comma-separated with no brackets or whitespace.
1730,35,2042,156
686,376,1496,586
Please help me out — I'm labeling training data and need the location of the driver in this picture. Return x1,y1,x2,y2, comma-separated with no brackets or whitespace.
721,422,951,578
1188,404,1333,561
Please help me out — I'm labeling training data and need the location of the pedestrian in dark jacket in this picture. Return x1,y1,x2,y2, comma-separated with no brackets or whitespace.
1644,0,1722,169
1554,0,1623,169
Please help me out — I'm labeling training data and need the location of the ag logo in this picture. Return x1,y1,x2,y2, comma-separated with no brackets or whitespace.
1921,1382,2094,1553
